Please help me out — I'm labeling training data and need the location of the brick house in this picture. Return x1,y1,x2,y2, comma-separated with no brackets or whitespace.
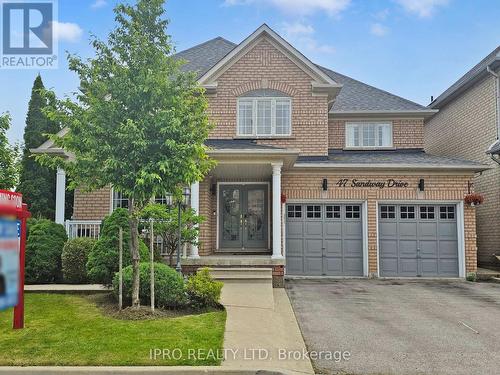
33,25,487,285
425,46,500,270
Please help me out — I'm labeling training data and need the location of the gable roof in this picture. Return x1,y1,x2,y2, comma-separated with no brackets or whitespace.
198,24,339,87
430,46,500,109
176,28,433,115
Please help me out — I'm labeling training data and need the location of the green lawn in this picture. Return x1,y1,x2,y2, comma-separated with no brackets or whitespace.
0,293,226,366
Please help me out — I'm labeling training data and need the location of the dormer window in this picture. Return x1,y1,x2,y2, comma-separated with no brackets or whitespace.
345,122,393,148
237,89,291,137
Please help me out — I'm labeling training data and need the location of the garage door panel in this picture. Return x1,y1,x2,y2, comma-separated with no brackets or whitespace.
286,257,304,275
399,222,417,238
419,222,438,238
399,240,418,256
344,239,363,256
286,239,303,256
439,222,457,237
305,221,322,236
305,239,323,255
323,257,342,275
440,240,459,257
421,259,438,275
343,258,363,275
324,222,342,237
419,240,438,257
379,240,398,256
439,259,459,276
324,239,341,256
304,257,323,275
287,222,304,236
344,221,362,237
380,258,398,276
400,259,418,275
379,222,397,238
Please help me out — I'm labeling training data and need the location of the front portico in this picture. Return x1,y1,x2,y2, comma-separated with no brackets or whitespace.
189,140,298,260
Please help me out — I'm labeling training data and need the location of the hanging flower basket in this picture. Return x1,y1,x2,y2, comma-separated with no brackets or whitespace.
281,193,287,204
464,193,484,207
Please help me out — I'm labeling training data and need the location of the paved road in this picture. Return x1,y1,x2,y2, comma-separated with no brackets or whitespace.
286,279,500,375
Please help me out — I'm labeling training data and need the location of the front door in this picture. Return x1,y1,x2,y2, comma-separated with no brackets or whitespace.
219,184,268,250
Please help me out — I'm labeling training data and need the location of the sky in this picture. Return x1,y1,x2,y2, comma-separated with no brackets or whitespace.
1,0,500,145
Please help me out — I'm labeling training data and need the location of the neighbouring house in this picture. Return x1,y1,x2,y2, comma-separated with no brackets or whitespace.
425,46,500,271
32,25,488,286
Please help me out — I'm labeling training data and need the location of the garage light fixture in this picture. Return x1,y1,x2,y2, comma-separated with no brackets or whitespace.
418,179,425,191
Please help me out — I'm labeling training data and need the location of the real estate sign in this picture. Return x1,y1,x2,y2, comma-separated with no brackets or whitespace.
0,218,20,310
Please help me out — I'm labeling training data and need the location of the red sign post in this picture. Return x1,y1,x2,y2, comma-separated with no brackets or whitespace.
0,191,31,329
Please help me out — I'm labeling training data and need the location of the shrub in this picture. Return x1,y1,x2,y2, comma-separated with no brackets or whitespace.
186,268,223,309
113,262,186,308
62,238,96,283
466,272,477,282
86,208,153,284
25,218,68,284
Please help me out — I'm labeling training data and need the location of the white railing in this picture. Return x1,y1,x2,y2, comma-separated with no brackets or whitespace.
65,220,102,240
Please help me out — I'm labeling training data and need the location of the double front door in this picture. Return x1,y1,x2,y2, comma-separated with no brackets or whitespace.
219,184,268,250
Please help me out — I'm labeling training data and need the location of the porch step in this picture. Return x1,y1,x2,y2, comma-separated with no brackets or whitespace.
209,267,273,281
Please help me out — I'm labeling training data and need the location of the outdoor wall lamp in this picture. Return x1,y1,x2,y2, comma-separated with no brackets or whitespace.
322,178,328,191
418,179,425,191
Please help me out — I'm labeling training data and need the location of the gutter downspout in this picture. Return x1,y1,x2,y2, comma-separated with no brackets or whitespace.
486,65,500,165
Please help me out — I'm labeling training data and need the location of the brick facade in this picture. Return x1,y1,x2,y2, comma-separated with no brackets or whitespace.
329,119,425,149
72,187,111,220
425,74,500,269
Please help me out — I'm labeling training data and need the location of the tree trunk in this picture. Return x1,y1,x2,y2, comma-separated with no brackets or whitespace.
129,198,141,308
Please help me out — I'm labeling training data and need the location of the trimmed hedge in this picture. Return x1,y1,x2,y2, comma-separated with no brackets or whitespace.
113,262,186,308
62,238,96,283
86,208,151,284
25,219,67,284
186,268,223,309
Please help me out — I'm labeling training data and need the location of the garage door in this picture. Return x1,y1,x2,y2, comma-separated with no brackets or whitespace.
379,204,459,277
286,204,364,276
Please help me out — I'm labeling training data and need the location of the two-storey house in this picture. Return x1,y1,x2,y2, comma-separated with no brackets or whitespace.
33,25,486,286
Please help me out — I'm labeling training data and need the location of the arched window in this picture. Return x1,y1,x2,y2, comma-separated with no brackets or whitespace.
237,89,291,137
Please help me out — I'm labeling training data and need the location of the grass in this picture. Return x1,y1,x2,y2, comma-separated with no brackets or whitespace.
0,293,226,366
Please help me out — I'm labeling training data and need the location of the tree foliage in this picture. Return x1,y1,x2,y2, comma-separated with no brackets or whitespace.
17,75,61,218
0,113,20,190
39,0,215,307
141,203,204,266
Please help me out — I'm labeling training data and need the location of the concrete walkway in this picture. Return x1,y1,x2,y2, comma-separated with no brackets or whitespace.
220,280,314,374
25,284,111,293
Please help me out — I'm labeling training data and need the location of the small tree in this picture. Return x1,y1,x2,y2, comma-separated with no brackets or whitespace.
17,75,61,218
39,0,214,307
141,203,204,266
0,113,20,190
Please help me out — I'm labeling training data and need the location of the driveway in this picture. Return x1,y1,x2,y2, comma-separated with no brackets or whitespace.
286,279,500,375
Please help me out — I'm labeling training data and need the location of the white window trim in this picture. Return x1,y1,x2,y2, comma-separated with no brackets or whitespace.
237,97,292,137
345,121,393,149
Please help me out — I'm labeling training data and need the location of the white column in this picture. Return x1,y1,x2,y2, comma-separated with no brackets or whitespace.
55,167,66,225
272,163,283,259
189,181,200,258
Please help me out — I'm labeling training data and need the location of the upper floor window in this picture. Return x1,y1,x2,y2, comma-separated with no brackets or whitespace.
237,89,291,137
345,122,392,148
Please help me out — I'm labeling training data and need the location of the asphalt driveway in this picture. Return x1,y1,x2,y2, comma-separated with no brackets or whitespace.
286,279,500,375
